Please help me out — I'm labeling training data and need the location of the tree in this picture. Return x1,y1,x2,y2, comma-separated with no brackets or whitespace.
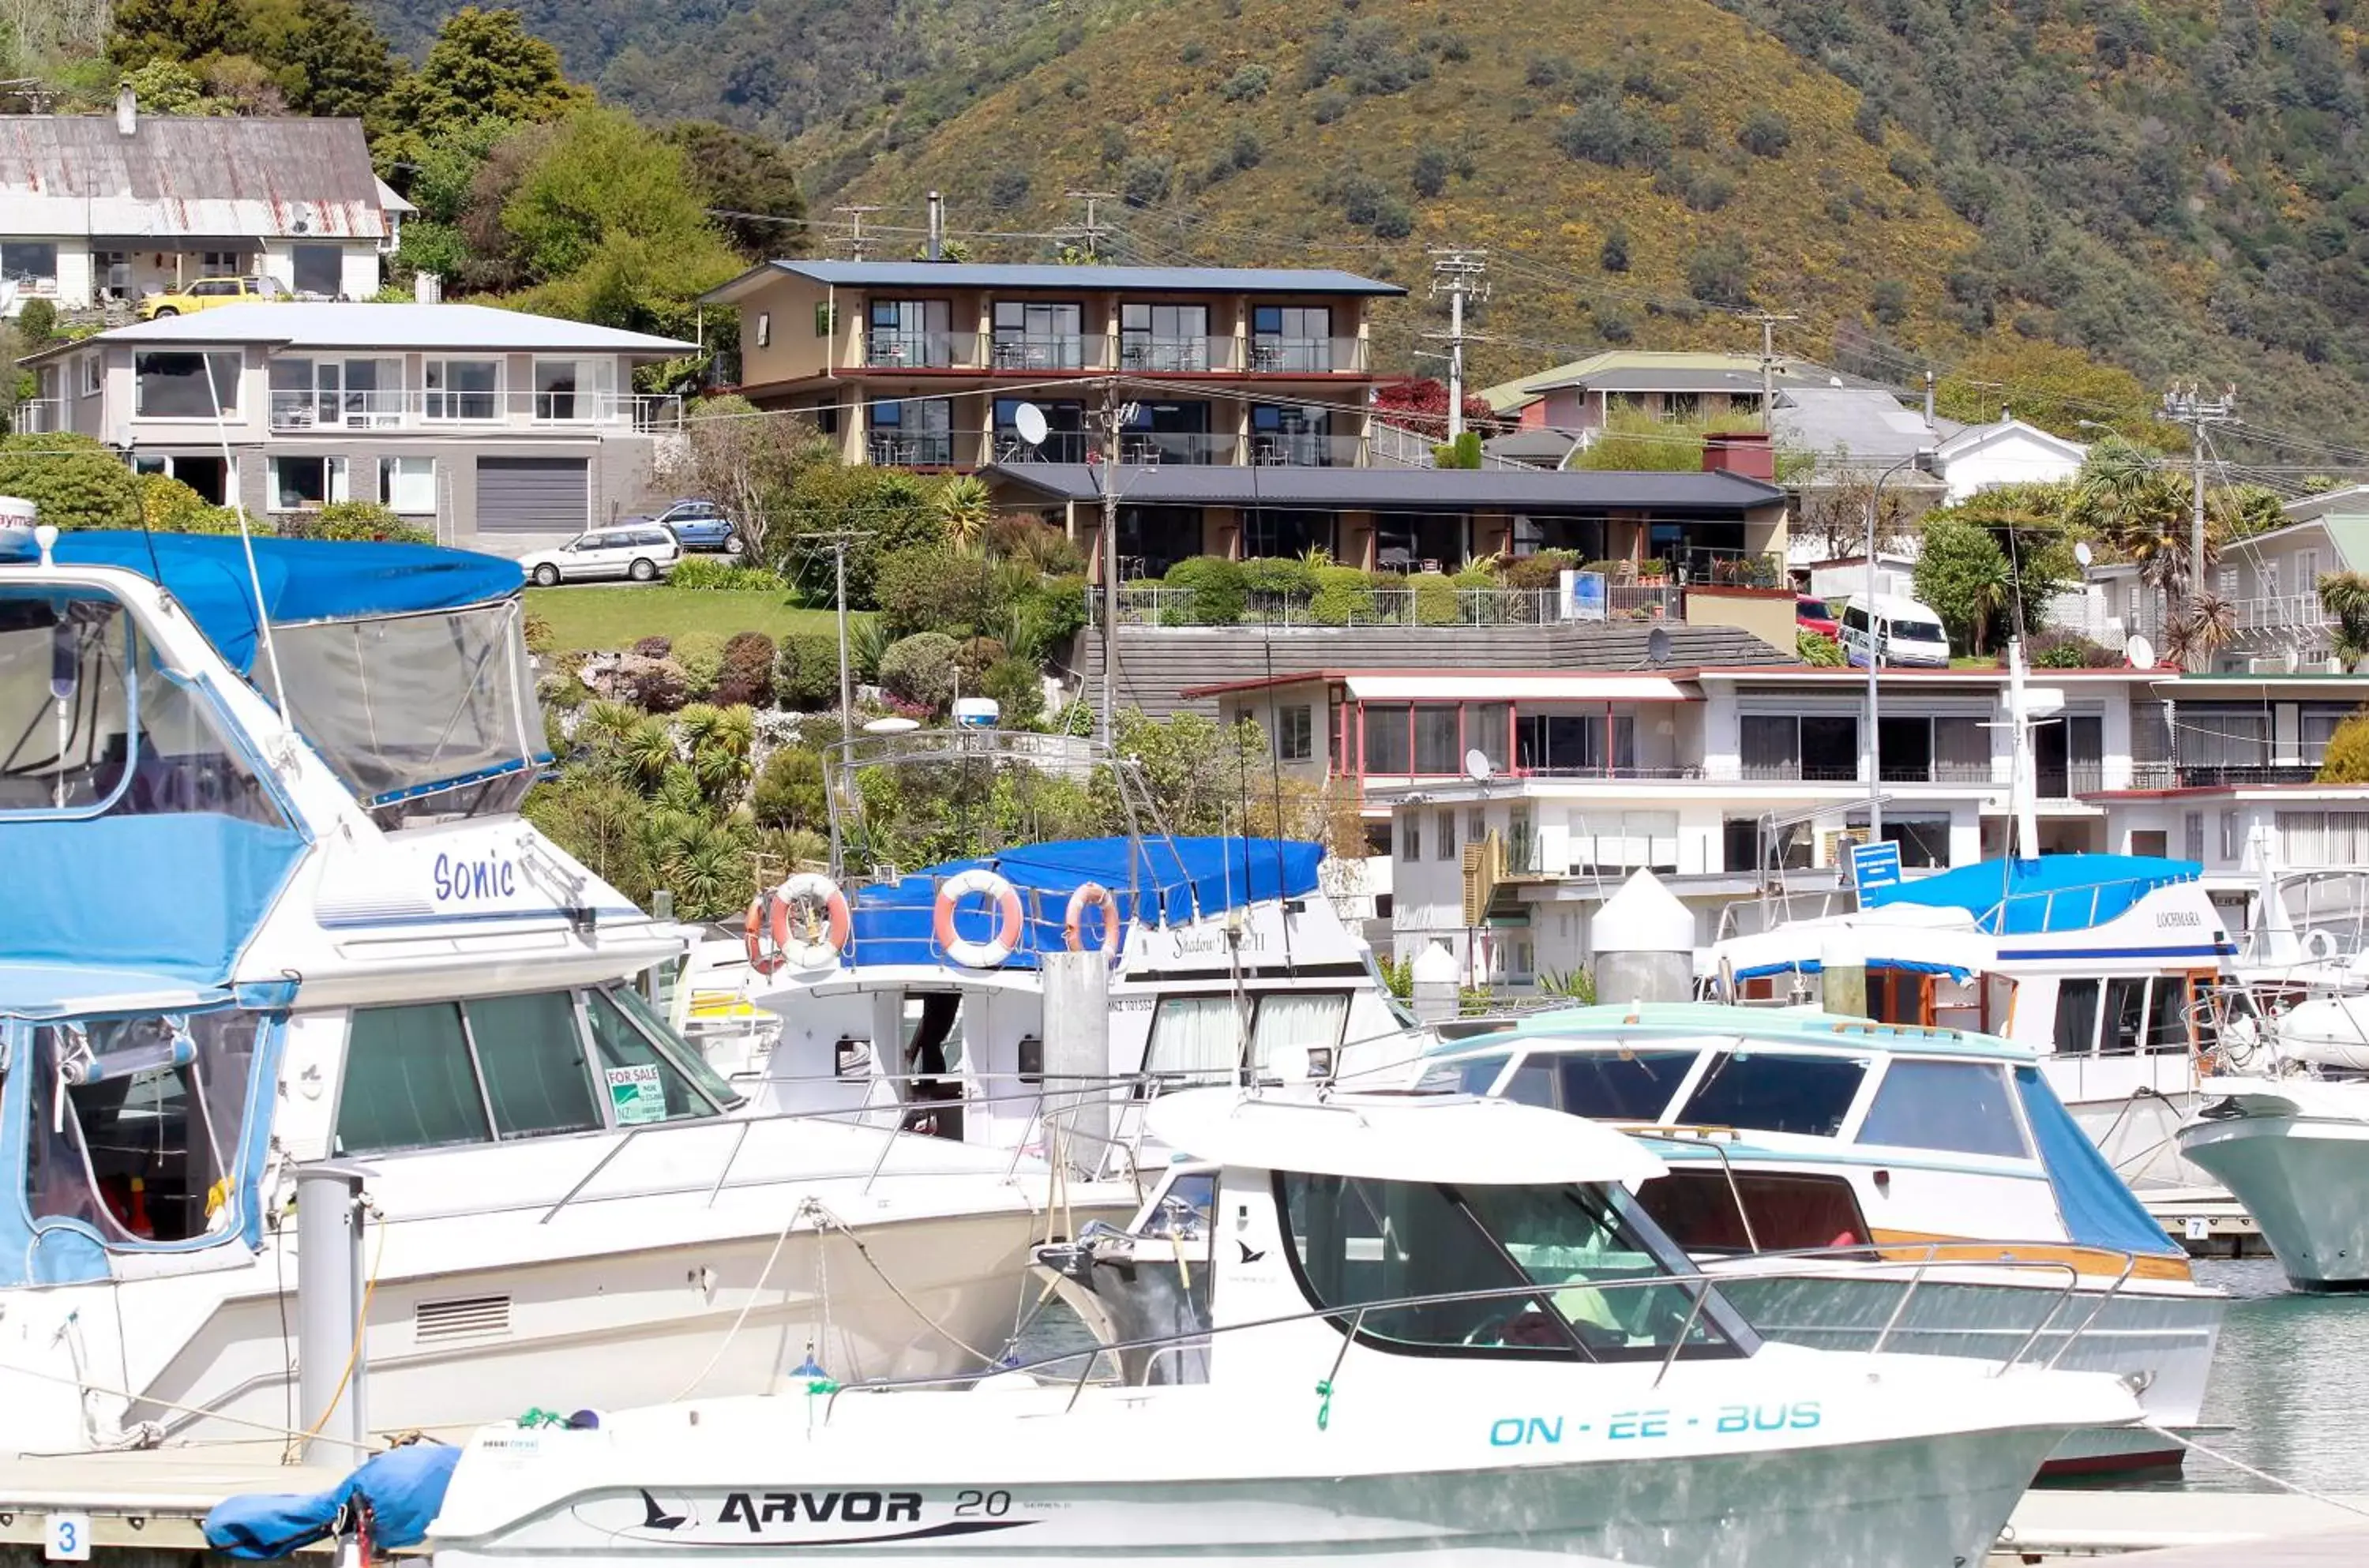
0,433,141,531
116,58,225,113
2064,437,2209,621
659,393,833,561
2317,708,2369,785
246,0,399,121
386,6,581,138
934,475,990,550
1684,236,1753,306
667,122,805,261
1933,339,2164,441
2320,571,2369,668
108,0,251,69
501,107,719,281
1736,107,1792,158
1370,377,1492,441
1913,516,2011,655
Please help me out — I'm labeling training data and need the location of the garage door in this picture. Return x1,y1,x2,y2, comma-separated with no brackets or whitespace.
475,457,588,534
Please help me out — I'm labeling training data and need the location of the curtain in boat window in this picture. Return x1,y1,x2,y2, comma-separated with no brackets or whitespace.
1143,996,1244,1078
1248,992,1348,1070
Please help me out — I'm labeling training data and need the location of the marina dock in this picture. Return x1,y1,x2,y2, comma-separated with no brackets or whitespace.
1994,1491,2369,1560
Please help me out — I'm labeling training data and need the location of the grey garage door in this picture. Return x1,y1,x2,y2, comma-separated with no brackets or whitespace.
475,457,588,534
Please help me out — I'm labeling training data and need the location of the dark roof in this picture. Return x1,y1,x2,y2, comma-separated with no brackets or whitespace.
983,463,1788,514
708,259,1406,302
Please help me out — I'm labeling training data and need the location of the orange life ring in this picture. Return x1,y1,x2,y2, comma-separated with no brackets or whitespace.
1063,881,1123,957
935,868,1023,968
745,876,850,975
744,891,785,976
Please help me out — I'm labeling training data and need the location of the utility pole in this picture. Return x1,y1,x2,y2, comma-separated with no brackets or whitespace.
832,205,881,261
1425,250,1488,442
1061,191,1121,262
791,527,874,748
2161,382,2238,666
1090,379,1133,748
1741,310,1799,419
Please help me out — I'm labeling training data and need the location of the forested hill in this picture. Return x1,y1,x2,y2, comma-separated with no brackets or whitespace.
372,0,2369,438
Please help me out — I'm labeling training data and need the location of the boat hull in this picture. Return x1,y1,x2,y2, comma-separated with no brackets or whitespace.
2177,1112,2369,1290
1710,1271,2219,1471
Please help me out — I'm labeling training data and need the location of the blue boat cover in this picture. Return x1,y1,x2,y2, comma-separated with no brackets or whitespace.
1862,854,2200,935
205,1442,460,1558
847,836,1323,970
1731,957,1971,982
2013,1066,2180,1258
0,816,306,1016
50,534,524,675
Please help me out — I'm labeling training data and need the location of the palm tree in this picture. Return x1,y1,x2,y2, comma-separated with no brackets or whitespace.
2164,592,2236,670
934,475,991,550
621,715,678,791
2320,571,2369,668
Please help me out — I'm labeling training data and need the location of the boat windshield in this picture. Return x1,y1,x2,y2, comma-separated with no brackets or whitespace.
1277,1172,1755,1363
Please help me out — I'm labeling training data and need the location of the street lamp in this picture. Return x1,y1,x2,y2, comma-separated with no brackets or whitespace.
1863,448,1939,848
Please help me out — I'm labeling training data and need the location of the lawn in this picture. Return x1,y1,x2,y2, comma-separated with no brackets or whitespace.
527,587,859,650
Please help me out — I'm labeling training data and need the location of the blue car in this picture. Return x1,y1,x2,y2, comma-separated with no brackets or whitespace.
644,499,740,553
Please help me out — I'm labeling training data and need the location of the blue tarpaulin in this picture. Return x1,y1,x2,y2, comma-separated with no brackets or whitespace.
50,534,524,676
1861,854,2202,936
205,1442,460,1559
2013,1065,2181,1258
847,836,1323,970
1731,957,1972,982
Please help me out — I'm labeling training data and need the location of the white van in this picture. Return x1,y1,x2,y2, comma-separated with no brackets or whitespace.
1840,593,1952,669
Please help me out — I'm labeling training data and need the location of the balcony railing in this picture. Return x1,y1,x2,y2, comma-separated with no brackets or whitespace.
265,389,684,433
868,431,959,467
2232,594,2329,632
1117,433,1241,466
988,335,1105,372
11,398,67,434
1249,433,1363,467
865,329,983,369
2121,761,2324,790
1120,336,1240,373
1248,336,1365,373
991,430,1092,464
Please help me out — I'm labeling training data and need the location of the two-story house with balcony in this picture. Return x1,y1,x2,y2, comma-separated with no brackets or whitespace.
2212,488,2369,671
0,93,409,310
20,302,691,542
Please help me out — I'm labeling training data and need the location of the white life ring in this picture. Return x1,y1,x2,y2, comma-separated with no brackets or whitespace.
2303,927,2341,964
775,872,852,969
1063,881,1123,957
935,868,1023,969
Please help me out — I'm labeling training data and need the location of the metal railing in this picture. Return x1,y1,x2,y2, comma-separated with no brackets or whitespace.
11,397,68,433
264,388,684,432
989,335,1104,372
865,329,983,369
1118,432,1241,466
1121,336,1239,373
2232,593,2327,632
2123,760,2322,790
1249,432,1362,467
1248,336,1366,373
868,431,959,466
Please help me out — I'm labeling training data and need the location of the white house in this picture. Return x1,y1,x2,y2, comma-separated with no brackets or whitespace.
1932,416,2089,502
2212,490,2369,670
0,93,410,310
19,302,693,545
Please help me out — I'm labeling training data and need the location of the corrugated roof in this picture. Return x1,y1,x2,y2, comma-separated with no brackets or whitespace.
1481,350,1873,412
1773,386,1958,463
721,258,1406,298
67,302,696,354
984,463,1786,512
0,114,393,239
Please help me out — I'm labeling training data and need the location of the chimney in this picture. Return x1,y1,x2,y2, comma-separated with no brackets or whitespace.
115,85,137,137
925,190,944,261
414,272,442,305
1923,369,1935,429
1702,429,1776,482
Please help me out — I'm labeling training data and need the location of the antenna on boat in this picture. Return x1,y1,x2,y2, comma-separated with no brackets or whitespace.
210,358,289,718
2000,636,2063,865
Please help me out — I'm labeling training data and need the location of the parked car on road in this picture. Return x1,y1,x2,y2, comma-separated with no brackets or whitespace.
517,525,681,586
138,275,291,320
1796,595,1840,640
1840,592,1953,669
641,499,740,553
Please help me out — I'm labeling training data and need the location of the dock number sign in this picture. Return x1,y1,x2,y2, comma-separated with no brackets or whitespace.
604,1065,667,1126
1849,840,1904,901
46,1513,91,1562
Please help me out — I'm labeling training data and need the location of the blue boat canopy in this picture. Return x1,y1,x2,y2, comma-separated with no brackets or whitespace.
48,534,525,676
1730,957,1972,983
847,836,1323,970
1861,853,2201,936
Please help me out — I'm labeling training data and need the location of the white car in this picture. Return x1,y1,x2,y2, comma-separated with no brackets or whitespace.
1840,591,1953,669
518,525,681,586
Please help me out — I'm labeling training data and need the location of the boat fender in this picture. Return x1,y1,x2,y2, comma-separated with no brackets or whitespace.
2303,927,2341,964
772,872,853,969
936,868,1023,968
1062,881,1123,957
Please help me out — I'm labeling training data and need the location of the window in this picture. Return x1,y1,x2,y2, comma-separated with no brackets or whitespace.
291,244,343,296
813,302,835,338
1252,305,1335,371
1363,706,1410,773
1121,302,1210,369
869,298,954,366
424,358,499,420
756,311,772,348
133,351,239,418
534,358,584,420
868,397,955,464
200,250,240,277
2131,829,2168,857
2053,978,2101,1056
1276,1171,1748,1362
1467,808,1485,848
381,456,436,514
2102,976,2149,1054
1402,811,1420,861
28,1011,264,1246
2276,810,2369,867
1436,808,1456,861
586,986,727,1122
991,300,1083,369
1557,1050,1697,1121
1856,1060,2027,1158
1678,1052,1867,1137
1250,402,1334,464
1247,992,1350,1071
1567,810,1677,875
2302,710,2348,763
1277,704,1313,762
467,992,601,1138
2179,709,2269,771
268,455,347,509
1472,704,1508,771
2146,975,2195,1053
2220,810,2239,862
1634,1170,1870,1255
2,241,57,283
1741,713,1859,781
79,354,99,397
1142,995,1245,1079
2183,811,2206,864
1413,706,1460,773
336,1003,490,1154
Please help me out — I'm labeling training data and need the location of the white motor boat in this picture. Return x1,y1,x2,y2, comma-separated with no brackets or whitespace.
1402,1002,2224,1472
0,529,1121,1457
427,1090,2141,1568
2179,1074,2369,1290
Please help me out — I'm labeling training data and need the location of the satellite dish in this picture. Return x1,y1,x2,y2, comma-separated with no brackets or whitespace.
2074,541,2093,568
863,715,922,734
1462,748,1494,783
1646,626,1673,667
1012,401,1049,447
2125,633,2156,670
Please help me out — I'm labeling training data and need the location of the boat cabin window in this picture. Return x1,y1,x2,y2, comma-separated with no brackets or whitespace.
1853,1060,2028,1159
2064,975,2198,1056
1676,1052,1865,1138
1558,1049,1698,1121
1143,996,1243,1080
27,1011,262,1245
1633,1169,1872,1255
1248,992,1349,1072
1277,1172,1750,1363
335,985,731,1155
0,590,281,823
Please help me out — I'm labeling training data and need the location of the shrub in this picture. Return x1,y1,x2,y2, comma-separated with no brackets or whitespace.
280,501,432,543
633,635,674,658
878,631,962,712
672,631,726,696
714,631,775,707
1413,573,1459,625
955,635,1007,686
1412,144,1450,197
1736,107,1792,158
1219,63,1271,101
1888,148,1930,188
2028,631,2118,669
986,166,1031,208
1310,88,1350,124
1240,556,1316,598
524,613,556,654
16,298,54,344
751,746,826,829
666,556,741,590
1502,549,1579,591
1120,156,1172,208
979,658,1045,728
1600,224,1630,272
877,545,997,639
1033,574,1090,649
775,632,841,710
1797,630,1844,666
1685,236,1754,306
615,655,689,713
1162,557,1248,625
2317,708,2369,785
1309,565,1380,625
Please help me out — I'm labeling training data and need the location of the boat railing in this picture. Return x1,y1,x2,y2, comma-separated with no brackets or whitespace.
535,1072,1153,1225
820,1251,2127,1422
